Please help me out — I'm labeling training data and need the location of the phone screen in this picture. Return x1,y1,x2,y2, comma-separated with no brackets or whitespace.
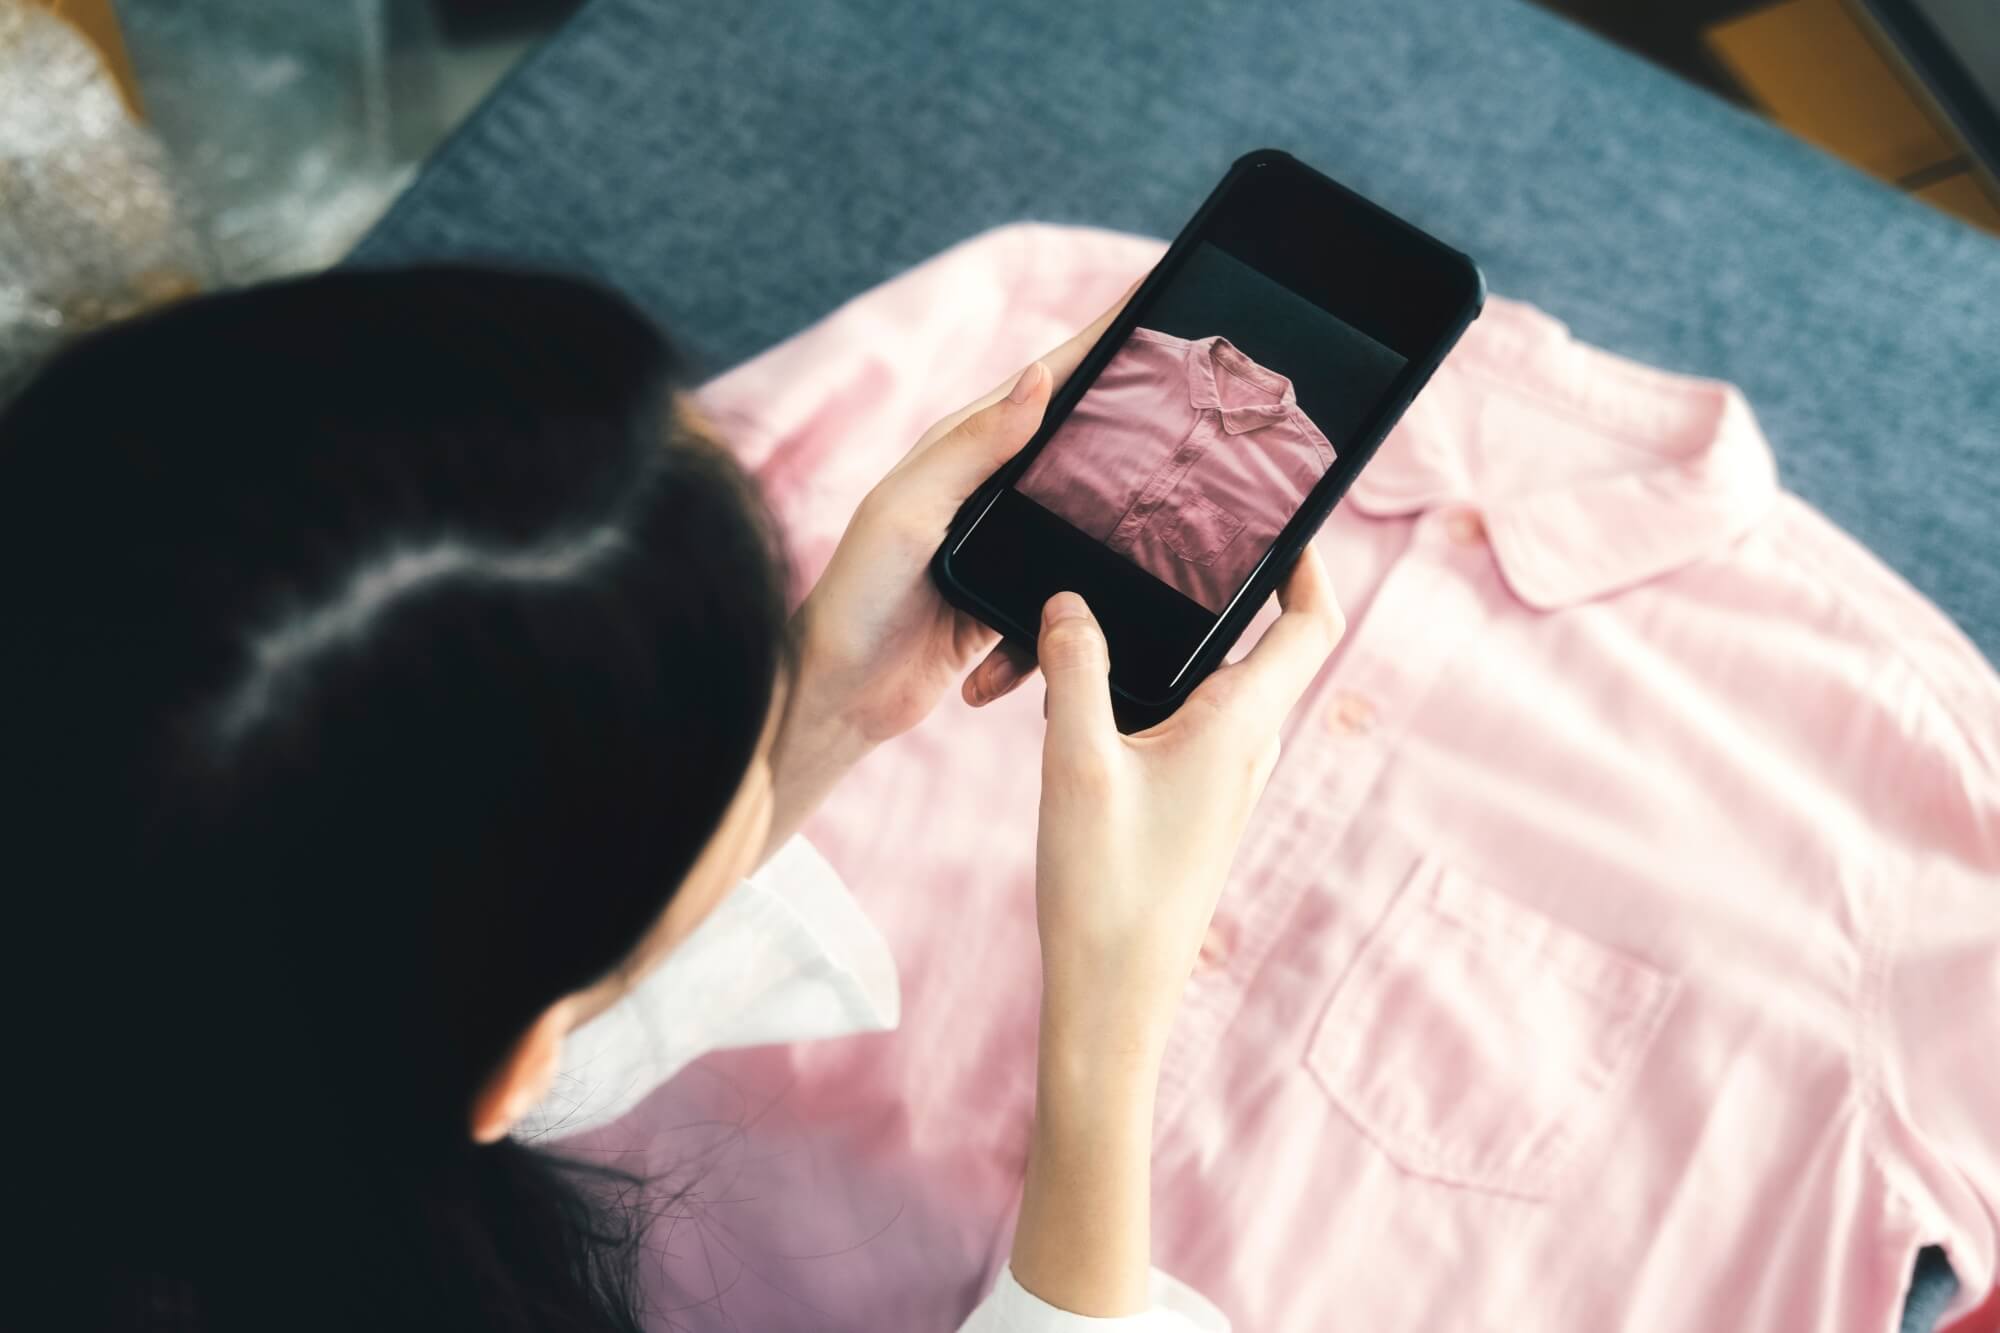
1012,240,1408,618
936,151,1481,724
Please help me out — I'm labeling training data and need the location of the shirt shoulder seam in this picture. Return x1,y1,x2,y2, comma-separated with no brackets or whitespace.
1761,497,2000,784
1750,499,1994,1244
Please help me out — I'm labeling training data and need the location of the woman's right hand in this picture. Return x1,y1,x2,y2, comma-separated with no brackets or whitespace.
1005,548,1342,1321
1032,547,1345,1064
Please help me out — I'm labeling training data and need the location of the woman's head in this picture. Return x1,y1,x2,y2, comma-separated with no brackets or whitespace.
0,265,792,1328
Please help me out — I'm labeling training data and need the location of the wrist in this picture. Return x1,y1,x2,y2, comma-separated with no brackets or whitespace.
1039,955,1180,1064
760,642,876,865
1036,996,1168,1096
786,594,880,744
1013,998,1159,1318
761,718,871,859
777,671,875,776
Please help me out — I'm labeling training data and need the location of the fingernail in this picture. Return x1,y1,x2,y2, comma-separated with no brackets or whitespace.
1043,590,1089,626
1008,360,1045,404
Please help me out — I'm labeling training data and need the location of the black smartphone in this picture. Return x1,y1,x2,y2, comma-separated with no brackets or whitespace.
930,148,1485,731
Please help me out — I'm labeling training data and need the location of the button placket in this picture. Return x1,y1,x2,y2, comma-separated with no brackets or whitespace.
1325,688,1378,737
1153,523,1504,1131
1194,917,1236,974
1105,419,1211,555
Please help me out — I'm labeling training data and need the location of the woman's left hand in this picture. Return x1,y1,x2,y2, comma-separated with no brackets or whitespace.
761,277,1141,854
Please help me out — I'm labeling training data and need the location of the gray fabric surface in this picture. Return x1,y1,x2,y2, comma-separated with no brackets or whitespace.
348,0,1994,1326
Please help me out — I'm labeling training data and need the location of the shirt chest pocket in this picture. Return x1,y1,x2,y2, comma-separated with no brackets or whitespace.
1305,855,1681,1201
1158,490,1246,566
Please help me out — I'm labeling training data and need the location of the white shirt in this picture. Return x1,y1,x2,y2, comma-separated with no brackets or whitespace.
516,834,1228,1332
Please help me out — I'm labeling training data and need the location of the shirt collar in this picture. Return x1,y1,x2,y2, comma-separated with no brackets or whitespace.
1344,298,1780,610
1175,330,1332,450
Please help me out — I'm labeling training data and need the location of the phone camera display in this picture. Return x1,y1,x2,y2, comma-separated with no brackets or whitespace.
1011,241,1407,616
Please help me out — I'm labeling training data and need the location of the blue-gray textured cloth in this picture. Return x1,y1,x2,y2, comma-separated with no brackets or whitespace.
348,1,1994,1326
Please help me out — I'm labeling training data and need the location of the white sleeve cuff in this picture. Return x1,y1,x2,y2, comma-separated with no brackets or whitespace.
517,833,899,1143
955,1263,1230,1333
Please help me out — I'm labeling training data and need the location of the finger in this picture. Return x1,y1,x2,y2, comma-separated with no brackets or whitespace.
963,639,1039,707
910,269,1152,487
922,359,1053,497
1037,591,1116,745
1195,545,1345,731
909,274,1146,454
1038,274,1145,390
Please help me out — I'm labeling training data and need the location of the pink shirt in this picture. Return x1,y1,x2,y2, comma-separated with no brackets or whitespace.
592,222,2000,1333
1015,326,1335,613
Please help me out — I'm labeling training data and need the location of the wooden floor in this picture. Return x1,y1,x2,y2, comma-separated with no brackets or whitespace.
1526,0,1770,101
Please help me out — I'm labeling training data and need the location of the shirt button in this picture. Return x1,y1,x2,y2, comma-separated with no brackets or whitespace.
1324,689,1376,737
1446,509,1486,546
1195,922,1233,972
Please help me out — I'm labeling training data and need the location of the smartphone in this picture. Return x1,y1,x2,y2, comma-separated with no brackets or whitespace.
930,148,1485,731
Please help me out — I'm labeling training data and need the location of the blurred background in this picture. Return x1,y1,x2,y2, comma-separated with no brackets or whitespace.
1,0,583,395
1,4,1995,1329
1,0,1996,391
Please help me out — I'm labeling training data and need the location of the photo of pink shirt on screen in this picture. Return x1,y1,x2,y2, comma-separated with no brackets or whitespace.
1015,326,1335,614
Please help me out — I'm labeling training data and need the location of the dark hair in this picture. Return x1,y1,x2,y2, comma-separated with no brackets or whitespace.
0,266,793,1330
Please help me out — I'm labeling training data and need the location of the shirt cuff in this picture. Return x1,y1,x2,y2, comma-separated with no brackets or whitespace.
956,1263,1230,1333
516,832,898,1143
752,833,902,1038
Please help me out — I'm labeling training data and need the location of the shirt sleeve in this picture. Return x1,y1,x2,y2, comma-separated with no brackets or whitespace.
1872,751,2000,1324
953,1263,1230,1333
517,833,900,1144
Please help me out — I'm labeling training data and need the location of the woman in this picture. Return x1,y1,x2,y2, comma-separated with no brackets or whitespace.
1,264,1340,1331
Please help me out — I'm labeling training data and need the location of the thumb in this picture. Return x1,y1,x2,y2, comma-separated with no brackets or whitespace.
930,360,1051,495
1038,591,1116,745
